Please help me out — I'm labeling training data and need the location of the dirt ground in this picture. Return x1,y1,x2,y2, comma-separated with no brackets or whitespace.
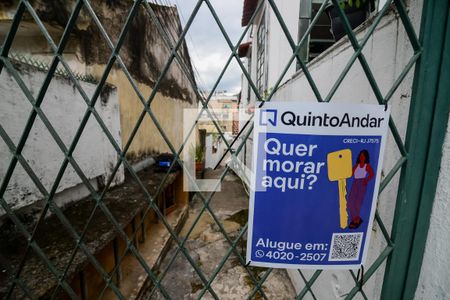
147,168,296,300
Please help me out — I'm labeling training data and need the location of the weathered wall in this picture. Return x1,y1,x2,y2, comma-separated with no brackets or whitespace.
84,1,198,159
0,1,15,21
415,117,450,299
96,68,196,159
254,1,424,299
0,0,199,160
0,63,124,217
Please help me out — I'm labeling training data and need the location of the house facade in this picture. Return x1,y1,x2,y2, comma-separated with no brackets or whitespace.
0,0,198,216
238,0,450,299
0,1,197,298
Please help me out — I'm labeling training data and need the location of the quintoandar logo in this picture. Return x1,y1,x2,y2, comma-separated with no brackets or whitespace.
259,109,277,126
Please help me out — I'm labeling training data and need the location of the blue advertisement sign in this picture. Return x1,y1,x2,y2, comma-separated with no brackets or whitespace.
247,102,390,269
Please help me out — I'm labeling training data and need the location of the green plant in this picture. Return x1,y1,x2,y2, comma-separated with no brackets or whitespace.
189,145,205,162
211,132,220,143
262,87,274,101
338,0,369,9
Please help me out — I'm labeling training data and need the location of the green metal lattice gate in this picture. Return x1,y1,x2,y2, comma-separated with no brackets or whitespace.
1,0,449,299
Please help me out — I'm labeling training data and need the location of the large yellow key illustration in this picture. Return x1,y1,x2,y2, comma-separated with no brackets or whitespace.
327,149,353,229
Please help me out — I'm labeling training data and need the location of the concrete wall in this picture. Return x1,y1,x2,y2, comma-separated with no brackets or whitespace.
241,0,299,104
415,117,450,299
81,3,199,160
238,0,426,298
0,1,199,162
266,0,300,91
205,134,229,169
239,0,450,297
0,63,124,216
97,68,196,160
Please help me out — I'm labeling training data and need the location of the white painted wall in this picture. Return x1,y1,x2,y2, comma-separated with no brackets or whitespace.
266,0,300,91
205,134,235,169
0,64,124,216
415,117,450,300
205,134,221,169
237,0,432,298
242,0,300,104
239,0,299,173
275,2,424,297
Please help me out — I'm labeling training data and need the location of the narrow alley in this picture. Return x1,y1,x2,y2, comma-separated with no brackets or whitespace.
146,168,296,299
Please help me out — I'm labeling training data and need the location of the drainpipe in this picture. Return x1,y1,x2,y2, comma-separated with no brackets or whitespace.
297,0,312,67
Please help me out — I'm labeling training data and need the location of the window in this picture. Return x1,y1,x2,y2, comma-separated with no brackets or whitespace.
298,0,375,63
298,0,334,64
247,55,252,102
308,2,335,61
256,13,267,95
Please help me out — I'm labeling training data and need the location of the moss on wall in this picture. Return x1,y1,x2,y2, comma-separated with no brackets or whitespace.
10,0,197,103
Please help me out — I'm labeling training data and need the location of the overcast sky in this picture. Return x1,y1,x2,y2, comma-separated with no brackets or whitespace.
171,0,245,95
165,0,389,95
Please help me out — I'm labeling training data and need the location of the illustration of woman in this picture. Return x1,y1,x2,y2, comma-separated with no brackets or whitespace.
348,149,374,229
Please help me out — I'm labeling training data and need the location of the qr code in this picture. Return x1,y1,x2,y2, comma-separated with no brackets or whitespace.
329,232,364,261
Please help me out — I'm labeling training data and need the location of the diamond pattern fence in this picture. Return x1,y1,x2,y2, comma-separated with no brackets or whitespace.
0,0,426,299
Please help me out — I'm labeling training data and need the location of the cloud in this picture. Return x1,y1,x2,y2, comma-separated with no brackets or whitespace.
174,0,245,94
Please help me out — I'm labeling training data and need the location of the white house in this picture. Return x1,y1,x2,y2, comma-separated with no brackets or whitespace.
238,0,450,299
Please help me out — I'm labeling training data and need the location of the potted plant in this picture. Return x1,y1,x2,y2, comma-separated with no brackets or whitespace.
326,0,375,41
190,145,205,178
